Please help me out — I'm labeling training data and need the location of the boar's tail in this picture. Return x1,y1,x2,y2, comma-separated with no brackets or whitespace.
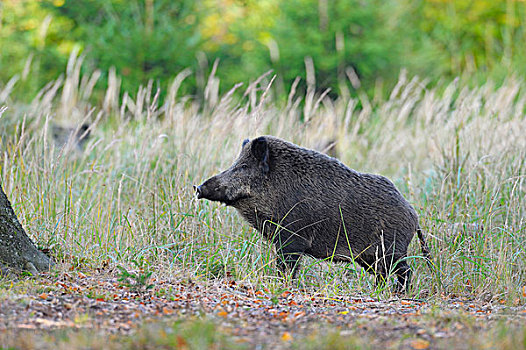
417,228,434,270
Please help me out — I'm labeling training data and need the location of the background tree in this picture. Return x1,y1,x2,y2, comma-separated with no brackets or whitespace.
41,0,203,97
2,0,526,101
267,0,407,95
406,0,526,84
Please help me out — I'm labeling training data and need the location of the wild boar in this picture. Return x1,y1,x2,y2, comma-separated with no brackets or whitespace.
52,123,91,151
195,136,431,291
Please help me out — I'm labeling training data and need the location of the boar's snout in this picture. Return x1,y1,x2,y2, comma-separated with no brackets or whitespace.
194,177,227,202
193,185,203,199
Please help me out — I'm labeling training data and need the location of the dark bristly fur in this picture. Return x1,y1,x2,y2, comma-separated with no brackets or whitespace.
195,136,431,292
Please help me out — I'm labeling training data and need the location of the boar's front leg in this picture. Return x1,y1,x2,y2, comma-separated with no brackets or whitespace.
274,234,311,279
276,250,303,278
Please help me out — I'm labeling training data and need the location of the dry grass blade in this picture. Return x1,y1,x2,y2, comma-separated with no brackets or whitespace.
0,64,524,303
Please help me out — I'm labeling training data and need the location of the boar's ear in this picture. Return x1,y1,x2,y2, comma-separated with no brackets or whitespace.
251,137,269,174
242,139,249,148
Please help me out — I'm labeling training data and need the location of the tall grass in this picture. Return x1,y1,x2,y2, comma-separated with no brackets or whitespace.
1,52,524,301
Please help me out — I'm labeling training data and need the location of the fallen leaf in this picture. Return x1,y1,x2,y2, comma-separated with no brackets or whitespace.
218,311,228,317
410,338,430,349
281,332,293,341
56,282,69,289
176,335,187,348
39,293,48,300
17,324,36,329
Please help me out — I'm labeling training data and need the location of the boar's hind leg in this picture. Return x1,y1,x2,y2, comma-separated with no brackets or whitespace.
394,260,412,293
356,255,412,293
355,256,388,287
373,255,412,293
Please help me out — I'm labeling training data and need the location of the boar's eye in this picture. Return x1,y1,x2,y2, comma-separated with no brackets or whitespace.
242,139,249,148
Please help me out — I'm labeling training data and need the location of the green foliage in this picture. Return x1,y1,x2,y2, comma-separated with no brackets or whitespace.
2,0,526,100
0,0,70,99
41,0,203,96
406,0,526,84
200,0,411,96
269,0,406,93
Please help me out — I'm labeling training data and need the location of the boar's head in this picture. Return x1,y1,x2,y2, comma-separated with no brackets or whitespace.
194,137,269,206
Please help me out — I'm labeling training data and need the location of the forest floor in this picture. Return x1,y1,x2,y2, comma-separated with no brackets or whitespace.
1,267,525,349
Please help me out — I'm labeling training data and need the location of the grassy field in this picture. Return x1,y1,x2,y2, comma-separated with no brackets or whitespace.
0,53,525,348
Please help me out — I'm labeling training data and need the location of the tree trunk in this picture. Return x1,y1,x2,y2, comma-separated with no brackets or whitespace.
0,183,53,274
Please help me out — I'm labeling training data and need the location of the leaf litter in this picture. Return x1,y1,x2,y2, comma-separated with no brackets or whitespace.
0,268,525,349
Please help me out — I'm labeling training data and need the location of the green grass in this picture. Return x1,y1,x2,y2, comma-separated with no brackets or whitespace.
0,52,525,304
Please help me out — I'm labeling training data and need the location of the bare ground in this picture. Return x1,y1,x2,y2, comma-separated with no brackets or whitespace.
0,268,525,349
